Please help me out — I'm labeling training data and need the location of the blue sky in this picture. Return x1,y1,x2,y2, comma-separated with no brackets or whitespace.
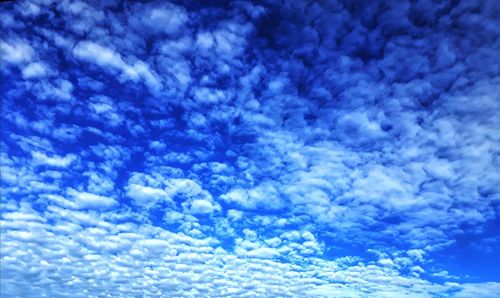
1,0,499,297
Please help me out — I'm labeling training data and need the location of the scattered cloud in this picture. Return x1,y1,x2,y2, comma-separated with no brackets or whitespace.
1,0,499,297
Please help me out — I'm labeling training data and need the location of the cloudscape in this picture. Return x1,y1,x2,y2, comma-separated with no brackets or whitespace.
1,0,499,297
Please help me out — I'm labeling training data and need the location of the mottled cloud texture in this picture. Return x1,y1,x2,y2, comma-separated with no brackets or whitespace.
1,0,499,297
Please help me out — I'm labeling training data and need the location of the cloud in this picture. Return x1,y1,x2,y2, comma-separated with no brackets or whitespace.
246,247,280,259
73,41,123,69
35,79,74,101
73,41,161,93
129,2,188,35
5,200,493,296
189,199,218,214
126,183,173,207
21,62,48,79
66,188,117,210
32,151,76,168
0,39,33,64
453,283,500,298
221,183,285,210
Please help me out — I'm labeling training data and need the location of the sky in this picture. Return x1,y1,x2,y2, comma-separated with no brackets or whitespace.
0,0,499,297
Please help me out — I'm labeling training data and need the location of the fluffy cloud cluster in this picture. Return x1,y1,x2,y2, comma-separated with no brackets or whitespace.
1,0,499,297
3,201,498,297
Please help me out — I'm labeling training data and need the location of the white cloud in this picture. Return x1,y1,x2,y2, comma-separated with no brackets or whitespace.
73,41,124,69
407,249,425,262
220,188,249,206
126,184,172,207
22,62,47,78
162,152,193,164
189,112,208,127
227,209,243,221
196,32,214,49
165,178,212,200
453,282,500,298
189,199,218,214
73,41,161,92
32,151,76,167
0,199,497,297
149,141,166,151
66,188,117,209
87,95,124,127
221,183,284,210
85,171,114,194
130,3,187,35
246,247,280,259
193,87,227,104
378,258,394,267
0,39,33,64
36,79,74,101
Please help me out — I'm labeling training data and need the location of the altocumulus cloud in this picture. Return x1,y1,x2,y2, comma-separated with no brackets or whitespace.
1,0,500,297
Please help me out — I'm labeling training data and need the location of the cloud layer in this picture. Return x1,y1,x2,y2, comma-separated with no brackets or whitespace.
1,0,499,297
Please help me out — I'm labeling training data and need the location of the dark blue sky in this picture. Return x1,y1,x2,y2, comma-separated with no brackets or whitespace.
1,0,499,297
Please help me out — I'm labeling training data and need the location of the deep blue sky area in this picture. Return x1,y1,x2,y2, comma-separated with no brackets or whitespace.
1,0,500,297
